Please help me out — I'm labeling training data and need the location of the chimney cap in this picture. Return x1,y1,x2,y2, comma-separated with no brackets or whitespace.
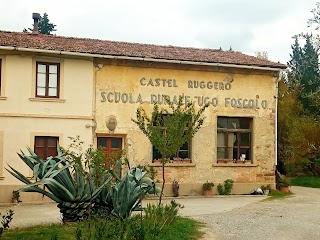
32,13,40,20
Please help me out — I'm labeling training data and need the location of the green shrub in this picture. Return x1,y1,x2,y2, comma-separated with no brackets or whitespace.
202,181,214,190
144,200,184,238
0,209,14,236
291,176,320,188
277,176,291,187
217,179,234,195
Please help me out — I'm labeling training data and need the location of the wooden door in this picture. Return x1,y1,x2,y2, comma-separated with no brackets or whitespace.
97,137,123,170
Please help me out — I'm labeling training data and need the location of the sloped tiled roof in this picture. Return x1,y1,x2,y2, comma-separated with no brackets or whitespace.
0,30,286,69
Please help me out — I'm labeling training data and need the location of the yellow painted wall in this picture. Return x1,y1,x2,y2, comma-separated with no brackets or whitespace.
0,52,95,202
0,54,93,116
95,61,277,195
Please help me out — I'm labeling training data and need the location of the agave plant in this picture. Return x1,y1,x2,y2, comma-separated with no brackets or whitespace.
6,147,111,222
109,166,161,219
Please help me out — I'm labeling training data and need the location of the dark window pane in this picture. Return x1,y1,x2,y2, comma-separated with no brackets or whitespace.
240,133,250,146
217,117,227,128
239,118,251,129
153,146,162,160
180,142,189,151
178,151,189,159
227,118,240,129
98,138,107,148
111,138,121,148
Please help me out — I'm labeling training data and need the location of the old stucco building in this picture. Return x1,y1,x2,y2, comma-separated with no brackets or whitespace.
0,30,286,202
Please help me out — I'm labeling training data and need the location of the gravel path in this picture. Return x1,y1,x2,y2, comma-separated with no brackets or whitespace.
193,186,320,240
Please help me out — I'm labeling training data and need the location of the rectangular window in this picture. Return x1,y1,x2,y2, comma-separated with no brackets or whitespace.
34,136,59,160
36,62,60,98
152,141,191,162
97,137,122,153
152,113,192,162
217,117,252,162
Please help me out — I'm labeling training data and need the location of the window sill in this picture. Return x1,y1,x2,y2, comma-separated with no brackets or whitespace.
0,97,7,100
213,162,257,167
148,163,196,167
29,97,66,103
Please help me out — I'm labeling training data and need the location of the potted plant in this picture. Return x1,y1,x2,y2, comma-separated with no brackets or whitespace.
278,177,291,193
12,190,21,203
202,181,215,196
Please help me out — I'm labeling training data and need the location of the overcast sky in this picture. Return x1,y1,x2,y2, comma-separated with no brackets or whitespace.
0,0,318,64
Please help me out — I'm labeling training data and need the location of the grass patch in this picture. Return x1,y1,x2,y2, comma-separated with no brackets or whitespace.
291,176,320,188
264,190,293,201
153,217,203,240
1,217,202,240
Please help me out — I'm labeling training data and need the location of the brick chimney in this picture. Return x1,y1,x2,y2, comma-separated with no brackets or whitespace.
32,13,40,34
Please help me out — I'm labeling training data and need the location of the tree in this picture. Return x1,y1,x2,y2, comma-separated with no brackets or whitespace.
287,36,303,87
299,35,320,114
23,12,57,35
132,96,208,204
286,35,320,114
277,78,303,175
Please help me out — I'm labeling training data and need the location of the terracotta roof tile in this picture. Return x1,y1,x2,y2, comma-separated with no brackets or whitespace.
0,31,286,69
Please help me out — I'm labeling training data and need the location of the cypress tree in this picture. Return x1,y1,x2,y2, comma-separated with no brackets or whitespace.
300,34,320,113
287,36,303,87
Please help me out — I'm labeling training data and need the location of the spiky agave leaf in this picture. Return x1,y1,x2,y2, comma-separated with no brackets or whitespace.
19,178,75,202
5,165,33,185
19,186,61,203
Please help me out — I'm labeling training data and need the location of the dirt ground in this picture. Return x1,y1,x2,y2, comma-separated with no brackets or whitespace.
194,186,320,240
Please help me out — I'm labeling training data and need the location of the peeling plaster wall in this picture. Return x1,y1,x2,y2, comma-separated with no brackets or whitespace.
95,60,277,195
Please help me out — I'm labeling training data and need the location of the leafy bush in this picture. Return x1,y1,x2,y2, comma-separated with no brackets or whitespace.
0,210,14,236
144,200,184,237
277,176,291,187
217,179,234,195
202,181,214,190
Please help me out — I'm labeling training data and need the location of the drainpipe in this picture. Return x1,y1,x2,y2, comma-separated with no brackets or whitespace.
91,63,103,145
275,73,280,167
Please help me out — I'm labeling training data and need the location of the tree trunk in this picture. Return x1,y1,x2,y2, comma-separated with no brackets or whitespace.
309,158,319,176
159,158,165,205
